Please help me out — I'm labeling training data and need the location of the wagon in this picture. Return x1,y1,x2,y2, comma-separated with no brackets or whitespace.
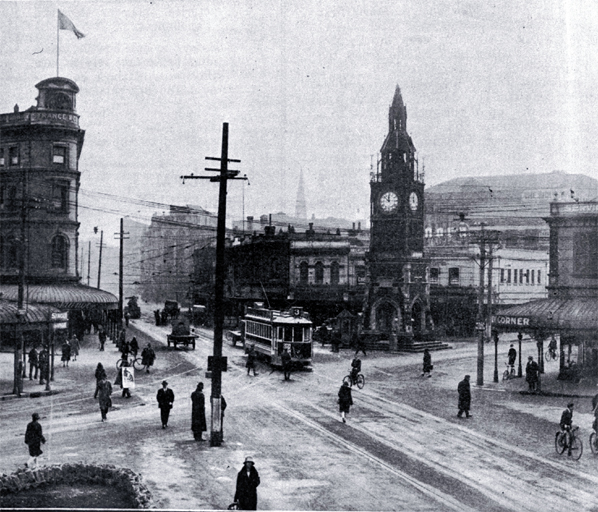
167,333,198,349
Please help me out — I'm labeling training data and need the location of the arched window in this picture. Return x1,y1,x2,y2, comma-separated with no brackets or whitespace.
330,261,340,285
299,261,309,285
51,235,68,269
315,261,324,284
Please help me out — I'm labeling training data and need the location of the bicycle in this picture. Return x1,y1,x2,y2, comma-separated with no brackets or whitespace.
343,370,365,389
555,425,583,460
502,363,516,381
589,430,598,455
116,356,144,372
545,348,558,362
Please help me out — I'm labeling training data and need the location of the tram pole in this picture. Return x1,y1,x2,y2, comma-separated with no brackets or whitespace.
181,123,246,447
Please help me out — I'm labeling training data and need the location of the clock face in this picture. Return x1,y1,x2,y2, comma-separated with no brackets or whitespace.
379,191,398,213
409,191,419,211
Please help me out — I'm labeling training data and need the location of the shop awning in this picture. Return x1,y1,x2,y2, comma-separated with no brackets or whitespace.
0,284,118,311
0,301,62,325
493,298,598,332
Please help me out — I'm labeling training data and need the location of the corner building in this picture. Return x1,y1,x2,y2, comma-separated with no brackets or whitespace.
365,85,432,346
0,77,116,340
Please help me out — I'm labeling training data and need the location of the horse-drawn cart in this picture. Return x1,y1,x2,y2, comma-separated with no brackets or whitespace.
167,333,197,349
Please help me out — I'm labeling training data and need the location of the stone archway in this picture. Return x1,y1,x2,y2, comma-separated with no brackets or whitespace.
411,301,423,339
369,298,402,334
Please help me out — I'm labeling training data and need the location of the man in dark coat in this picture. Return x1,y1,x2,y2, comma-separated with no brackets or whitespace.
98,328,107,351
526,356,540,392
246,345,258,376
61,340,71,367
457,375,471,418
281,348,292,381
98,377,113,422
38,347,49,385
560,402,575,456
157,380,175,429
25,412,46,467
94,363,107,398
141,343,156,373
130,337,139,357
422,348,432,377
191,382,207,441
28,346,39,380
234,457,260,510
338,381,353,423
508,344,517,368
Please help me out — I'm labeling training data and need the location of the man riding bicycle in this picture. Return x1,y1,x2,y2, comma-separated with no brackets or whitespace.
548,337,558,358
560,402,575,456
350,357,362,384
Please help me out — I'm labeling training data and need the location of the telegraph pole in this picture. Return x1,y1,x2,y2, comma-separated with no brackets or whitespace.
115,218,129,321
181,122,246,447
476,226,486,387
87,241,91,286
97,230,104,289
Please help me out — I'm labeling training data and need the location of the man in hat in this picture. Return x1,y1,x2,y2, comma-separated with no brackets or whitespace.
560,402,575,456
234,457,261,510
526,356,540,392
157,380,175,429
28,345,39,381
457,375,472,418
191,382,207,441
507,344,517,369
24,412,46,468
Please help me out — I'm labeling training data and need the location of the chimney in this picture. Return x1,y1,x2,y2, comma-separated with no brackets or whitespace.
352,222,355,230
358,221,361,231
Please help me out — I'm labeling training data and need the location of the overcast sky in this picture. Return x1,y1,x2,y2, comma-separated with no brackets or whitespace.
1,0,597,240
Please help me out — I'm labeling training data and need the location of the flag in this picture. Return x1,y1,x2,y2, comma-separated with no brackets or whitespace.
58,9,85,39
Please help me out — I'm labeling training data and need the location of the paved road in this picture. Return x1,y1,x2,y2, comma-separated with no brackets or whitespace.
1,319,597,510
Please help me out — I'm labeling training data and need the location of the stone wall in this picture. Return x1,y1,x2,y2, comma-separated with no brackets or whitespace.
0,463,153,508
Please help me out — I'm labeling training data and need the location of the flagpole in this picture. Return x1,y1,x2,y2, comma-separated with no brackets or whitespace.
56,12,59,76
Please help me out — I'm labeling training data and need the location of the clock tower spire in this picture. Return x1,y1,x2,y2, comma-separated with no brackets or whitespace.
364,85,431,347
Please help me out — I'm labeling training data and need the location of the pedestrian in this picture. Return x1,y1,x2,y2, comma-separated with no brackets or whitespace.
94,363,107,398
526,356,539,392
422,348,433,377
141,343,156,373
221,395,228,441
281,347,292,381
560,402,575,456
246,345,258,376
24,412,46,468
71,335,80,362
161,310,168,325
28,345,39,381
98,328,106,351
130,336,139,357
154,309,161,326
118,329,126,351
234,457,261,510
124,310,130,327
354,335,367,357
121,339,130,360
508,344,517,368
338,381,353,423
61,339,71,367
157,380,174,429
98,376,113,422
38,346,49,385
457,374,472,418
191,382,207,441
120,359,132,399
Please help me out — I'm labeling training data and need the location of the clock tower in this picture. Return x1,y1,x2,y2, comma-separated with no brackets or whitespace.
365,85,431,346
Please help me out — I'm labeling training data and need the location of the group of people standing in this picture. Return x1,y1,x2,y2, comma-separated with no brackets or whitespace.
60,335,80,367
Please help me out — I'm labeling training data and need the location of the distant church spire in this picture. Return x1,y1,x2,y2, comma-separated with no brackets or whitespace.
295,169,307,219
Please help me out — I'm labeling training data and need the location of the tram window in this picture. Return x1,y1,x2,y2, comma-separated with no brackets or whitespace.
294,326,303,342
305,328,311,341
284,327,293,341
277,327,283,340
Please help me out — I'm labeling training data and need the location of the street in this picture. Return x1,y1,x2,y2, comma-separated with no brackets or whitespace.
1,315,598,511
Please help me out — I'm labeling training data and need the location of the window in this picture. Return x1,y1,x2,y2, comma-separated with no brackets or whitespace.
513,269,517,285
294,326,303,342
500,269,505,283
330,261,340,285
519,269,524,284
9,146,19,166
51,182,69,212
507,269,511,283
436,227,444,237
531,269,535,284
537,270,541,284
53,146,67,164
299,261,309,285
573,231,598,277
315,261,324,284
51,235,68,269
525,270,530,284
448,267,460,285
0,148,4,167
425,227,433,238
430,268,440,283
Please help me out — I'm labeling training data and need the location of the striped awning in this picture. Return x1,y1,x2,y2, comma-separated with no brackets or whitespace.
493,297,598,332
0,301,62,325
0,284,118,311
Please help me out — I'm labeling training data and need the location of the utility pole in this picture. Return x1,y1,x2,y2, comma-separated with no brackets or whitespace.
476,225,486,387
115,218,129,321
97,230,104,289
87,241,91,286
488,243,498,382
181,122,246,447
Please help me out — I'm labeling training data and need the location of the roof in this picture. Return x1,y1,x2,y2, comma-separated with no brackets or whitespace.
0,301,62,325
493,298,598,331
0,284,118,310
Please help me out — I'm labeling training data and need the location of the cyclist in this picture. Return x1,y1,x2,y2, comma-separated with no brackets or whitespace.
548,337,558,359
560,402,575,456
507,344,517,371
350,357,362,385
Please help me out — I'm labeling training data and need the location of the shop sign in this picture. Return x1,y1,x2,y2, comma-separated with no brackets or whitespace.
492,315,530,327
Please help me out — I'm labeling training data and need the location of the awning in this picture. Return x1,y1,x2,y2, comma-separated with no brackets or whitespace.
0,301,62,325
0,284,118,310
493,298,598,332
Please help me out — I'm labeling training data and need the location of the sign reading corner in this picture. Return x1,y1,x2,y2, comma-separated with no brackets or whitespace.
492,315,530,327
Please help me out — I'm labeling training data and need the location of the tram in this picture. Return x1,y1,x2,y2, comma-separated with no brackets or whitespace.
243,305,313,371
